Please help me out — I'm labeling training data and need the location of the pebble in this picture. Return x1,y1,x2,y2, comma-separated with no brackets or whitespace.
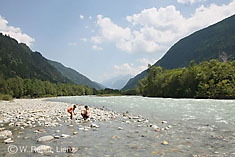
73,132,78,135
61,134,70,138
151,125,159,130
8,123,14,127
155,129,161,132
131,116,140,119
78,128,85,130
91,124,99,128
118,127,123,130
4,138,14,144
112,135,119,139
165,127,169,130
162,121,167,124
38,129,46,133
0,130,12,140
54,136,60,139
162,141,169,145
37,135,54,142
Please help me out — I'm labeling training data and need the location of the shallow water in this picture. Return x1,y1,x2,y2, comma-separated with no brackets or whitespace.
1,96,235,156
49,96,235,156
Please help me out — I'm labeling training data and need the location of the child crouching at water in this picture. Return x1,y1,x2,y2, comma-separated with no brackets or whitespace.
81,105,90,120
67,105,77,120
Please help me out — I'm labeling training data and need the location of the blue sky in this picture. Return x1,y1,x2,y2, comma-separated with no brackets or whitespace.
0,0,235,83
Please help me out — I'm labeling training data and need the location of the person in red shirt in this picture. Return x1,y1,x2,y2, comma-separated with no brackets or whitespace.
67,105,77,120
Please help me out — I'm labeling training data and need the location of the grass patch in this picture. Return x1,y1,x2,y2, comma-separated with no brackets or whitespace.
0,94,13,101
96,93,122,97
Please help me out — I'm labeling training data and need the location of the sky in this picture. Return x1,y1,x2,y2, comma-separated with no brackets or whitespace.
0,0,235,83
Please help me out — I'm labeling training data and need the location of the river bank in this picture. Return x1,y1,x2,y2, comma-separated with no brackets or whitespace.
0,98,172,156
1,97,235,156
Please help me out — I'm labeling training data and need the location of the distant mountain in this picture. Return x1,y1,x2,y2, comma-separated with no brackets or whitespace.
94,82,106,89
0,33,71,83
48,60,104,89
0,33,104,90
102,74,133,89
123,14,235,90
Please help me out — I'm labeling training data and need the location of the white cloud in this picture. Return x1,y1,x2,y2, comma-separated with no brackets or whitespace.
92,45,103,51
103,58,156,80
80,14,84,20
111,63,144,78
89,16,92,20
68,42,77,46
91,15,161,53
80,38,87,42
136,58,156,66
0,16,34,47
96,15,132,42
113,63,145,76
91,1,235,54
177,0,207,4
91,36,102,44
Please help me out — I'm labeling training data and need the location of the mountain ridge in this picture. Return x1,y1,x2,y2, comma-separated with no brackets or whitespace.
0,33,71,83
123,14,235,90
0,33,104,89
48,60,104,89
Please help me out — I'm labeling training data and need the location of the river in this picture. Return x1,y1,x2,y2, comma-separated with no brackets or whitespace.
1,96,235,157
48,96,235,156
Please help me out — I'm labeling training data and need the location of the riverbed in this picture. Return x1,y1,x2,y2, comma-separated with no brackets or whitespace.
0,96,235,156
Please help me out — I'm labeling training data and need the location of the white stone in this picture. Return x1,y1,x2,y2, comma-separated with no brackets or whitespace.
118,127,123,130
162,121,168,124
0,130,12,140
4,138,14,144
152,125,159,130
78,128,84,130
61,134,70,138
91,124,99,128
125,121,131,124
8,123,14,127
37,136,54,142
